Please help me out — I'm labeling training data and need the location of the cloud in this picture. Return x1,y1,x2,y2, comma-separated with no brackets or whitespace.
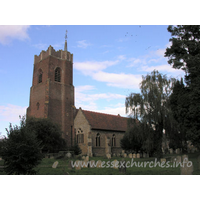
74,60,119,75
0,104,27,122
76,85,96,93
76,40,92,48
126,58,145,67
155,48,166,57
96,107,126,116
75,84,126,112
76,90,125,103
141,64,179,73
118,55,126,60
92,71,142,89
74,59,142,89
0,25,30,45
100,44,113,48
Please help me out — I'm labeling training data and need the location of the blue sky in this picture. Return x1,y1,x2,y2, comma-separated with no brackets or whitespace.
0,25,185,137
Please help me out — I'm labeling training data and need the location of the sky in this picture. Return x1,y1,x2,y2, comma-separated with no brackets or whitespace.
0,25,185,137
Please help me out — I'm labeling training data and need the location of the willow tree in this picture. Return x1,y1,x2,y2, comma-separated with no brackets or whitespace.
125,70,176,156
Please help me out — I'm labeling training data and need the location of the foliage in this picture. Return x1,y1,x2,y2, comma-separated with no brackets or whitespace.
0,139,3,156
1,117,43,175
168,78,188,152
120,119,154,154
69,143,82,155
125,70,176,156
26,117,67,153
165,25,200,150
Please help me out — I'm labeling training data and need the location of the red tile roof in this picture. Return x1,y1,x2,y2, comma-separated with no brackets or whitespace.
82,109,128,132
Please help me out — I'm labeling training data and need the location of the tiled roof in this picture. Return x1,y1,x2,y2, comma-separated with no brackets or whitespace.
82,110,128,132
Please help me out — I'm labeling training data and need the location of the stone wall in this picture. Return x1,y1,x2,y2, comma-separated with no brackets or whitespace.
74,109,91,155
91,130,124,156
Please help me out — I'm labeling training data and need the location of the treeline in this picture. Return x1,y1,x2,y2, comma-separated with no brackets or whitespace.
121,25,200,156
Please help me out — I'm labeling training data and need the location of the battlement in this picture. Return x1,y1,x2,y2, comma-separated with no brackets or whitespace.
34,45,73,64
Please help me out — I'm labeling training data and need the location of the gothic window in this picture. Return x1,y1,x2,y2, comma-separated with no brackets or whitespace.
36,102,40,110
77,134,84,144
38,69,43,83
96,133,100,147
55,67,61,82
112,134,116,147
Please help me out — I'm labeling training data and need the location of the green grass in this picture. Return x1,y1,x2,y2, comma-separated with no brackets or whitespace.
1,153,200,175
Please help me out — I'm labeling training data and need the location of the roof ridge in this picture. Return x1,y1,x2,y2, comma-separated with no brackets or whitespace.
82,109,127,118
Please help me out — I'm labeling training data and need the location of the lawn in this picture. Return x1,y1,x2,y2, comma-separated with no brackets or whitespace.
0,153,200,175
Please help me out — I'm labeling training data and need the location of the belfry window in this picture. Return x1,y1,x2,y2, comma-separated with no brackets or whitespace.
96,133,100,147
112,134,116,147
55,67,61,82
38,69,43,83
36,102,40,110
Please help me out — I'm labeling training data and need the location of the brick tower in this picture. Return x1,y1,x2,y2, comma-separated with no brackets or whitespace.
27,37,75,147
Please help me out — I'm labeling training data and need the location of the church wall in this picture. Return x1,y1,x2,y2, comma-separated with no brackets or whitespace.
91,130,124,156
74,109,91,155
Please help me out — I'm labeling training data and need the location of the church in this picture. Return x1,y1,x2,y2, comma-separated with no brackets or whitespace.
26,37,128,157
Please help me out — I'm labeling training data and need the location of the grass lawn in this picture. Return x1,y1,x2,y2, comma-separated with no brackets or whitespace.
0,153,200,175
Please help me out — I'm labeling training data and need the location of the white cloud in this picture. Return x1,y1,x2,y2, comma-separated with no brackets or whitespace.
155,48,166,57
118,55,126,60
0,25,30,45
77,101,98,111
141,64,179,73
76,85,96,93
75,85,126,112
76,90,125,103
0,104,27,122
74,60,119,75
76,40,92,48
75,59,142,89
95,106,126,117
92,71,142,89
126,58,145,67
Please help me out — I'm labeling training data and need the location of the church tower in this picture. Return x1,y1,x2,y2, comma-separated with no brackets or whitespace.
27,32,75,147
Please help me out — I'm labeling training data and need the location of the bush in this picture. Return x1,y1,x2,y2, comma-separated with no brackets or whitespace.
70,143,82,155
26,117,67,153
1,119,43,175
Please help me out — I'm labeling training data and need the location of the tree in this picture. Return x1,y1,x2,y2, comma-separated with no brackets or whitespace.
165,25,200,150
1,117,43,175
120,119,143,153
120,119,155,155
69,143,82,155
125,70,176,156
26,117,67,153
168,78,189,152
0,140,3,157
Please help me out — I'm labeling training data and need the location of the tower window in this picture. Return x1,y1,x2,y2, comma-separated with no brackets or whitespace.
96,133,100,147
38,69,43,83
55,67,61,82
36,102,40,110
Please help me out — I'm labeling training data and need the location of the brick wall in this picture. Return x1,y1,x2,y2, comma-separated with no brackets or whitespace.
27,47,75,147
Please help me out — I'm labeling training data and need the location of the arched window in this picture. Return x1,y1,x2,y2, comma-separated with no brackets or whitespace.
36,102,40,110
38,69,43,83
96,133,100,147
112,134,116,147
55,67,61,82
